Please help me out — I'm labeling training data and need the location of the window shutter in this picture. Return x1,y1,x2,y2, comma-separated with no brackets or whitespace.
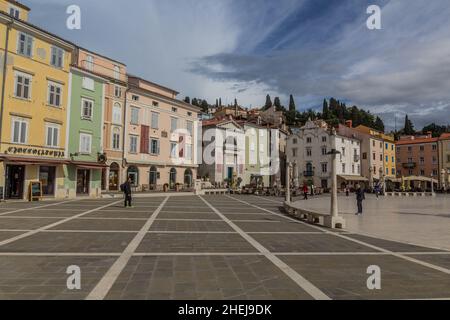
140,125,149,154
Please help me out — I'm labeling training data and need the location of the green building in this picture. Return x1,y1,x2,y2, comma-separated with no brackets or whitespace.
65,67,107,198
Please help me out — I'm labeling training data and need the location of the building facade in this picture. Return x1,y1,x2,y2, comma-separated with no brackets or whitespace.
198,119,245,186
0,5,75,200
396,134,439,179
287,120,364,191
242,123,270,186
124,76,200,191
72,47,128,192
438,133,450,190
65,66,107,198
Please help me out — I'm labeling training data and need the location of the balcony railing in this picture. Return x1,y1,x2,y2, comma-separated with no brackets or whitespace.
303,171,315,177
402,162,416,169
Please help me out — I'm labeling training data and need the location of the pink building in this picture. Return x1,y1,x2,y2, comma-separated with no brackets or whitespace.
124,76,200,191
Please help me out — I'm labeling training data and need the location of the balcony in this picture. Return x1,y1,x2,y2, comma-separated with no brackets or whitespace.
354,155,360,162
402,162,416,169
303,171,315,177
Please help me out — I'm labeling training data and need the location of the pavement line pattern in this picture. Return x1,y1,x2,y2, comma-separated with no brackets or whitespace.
86,196,170,300
229,195,450,275
0,200,123,247
254,195,450,252
199,195,331,301
0,199,78,216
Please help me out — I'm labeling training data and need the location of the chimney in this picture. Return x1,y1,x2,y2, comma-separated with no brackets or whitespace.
427,131,432,138
345,120,353,128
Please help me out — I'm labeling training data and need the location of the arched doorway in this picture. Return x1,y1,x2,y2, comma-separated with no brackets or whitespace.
149,166,158,190
169,168,177,189
109,162,120,191
127,166,139,187
184,169,193,187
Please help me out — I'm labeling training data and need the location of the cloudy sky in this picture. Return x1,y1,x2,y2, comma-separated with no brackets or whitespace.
26,0,450,130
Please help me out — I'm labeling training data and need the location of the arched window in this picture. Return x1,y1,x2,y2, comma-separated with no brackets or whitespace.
112,127,120,150
127,166,139,186
184,169,193,187
112,103,121,124
108,162,120,191
149,166,158,186
169,168,177,188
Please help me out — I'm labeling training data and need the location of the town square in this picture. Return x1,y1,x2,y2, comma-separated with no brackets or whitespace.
0,0,449,302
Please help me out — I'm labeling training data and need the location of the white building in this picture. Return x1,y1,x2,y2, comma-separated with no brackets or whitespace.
286,120,365,191
198,119,245,186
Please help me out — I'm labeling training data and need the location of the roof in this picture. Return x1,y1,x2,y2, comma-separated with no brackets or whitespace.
439,133,450,140
396,137,439,145
128,75,179,95
5,0,30,11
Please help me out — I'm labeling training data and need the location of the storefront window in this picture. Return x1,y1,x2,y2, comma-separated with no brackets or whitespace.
127,166,139,187
39,166,56,196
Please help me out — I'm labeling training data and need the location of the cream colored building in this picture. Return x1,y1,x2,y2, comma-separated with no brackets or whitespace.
124,76,200,191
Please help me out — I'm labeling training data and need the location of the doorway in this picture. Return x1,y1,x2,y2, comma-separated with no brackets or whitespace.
77,169,90,195
227,167,234,180
6,165,25,199
109,163,119,191
39,166,56,196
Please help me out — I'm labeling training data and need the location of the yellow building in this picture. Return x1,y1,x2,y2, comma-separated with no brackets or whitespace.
0,1,75,200
382,134,396,178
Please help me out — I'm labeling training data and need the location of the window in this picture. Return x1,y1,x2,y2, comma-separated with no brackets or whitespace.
48,82,62,107
409,169,413,175
447,155,450,163
392,156,395,163
380,154,383,161
51,46,64,68
306,137,312,143
86,55,94,71
341,148,346,156
187,112,192,117
432,156,437,164
362,153,367,160
82,77,94,90
292,149,297,157
150,139,160,155
170,142,177,158
9,6,20,18
112,103,121,124
79,133,92,154
322,147,327,155
380,142,382,148
433,169,438,176
386,168,389,175
17,32,33,57
172,107,178,113
12,118,27,144
186,121,193,136
114,65,120,80
358,165,361,174
14,72,32,99
385,143,388,150
373,166,376,174
352,164,355,174
321,163,328,173
114,86,122,98
322,136,327,142
293,138,298,144
392,168,395,175
129,135,138,153
112,127,120,150
45,124,59,148
420,145,425,152
386,156,389,162
186,144,192,160
171,117,178,133
342,163,346,173
420,169,425,176
130,107,139,125
432,144,437,151
152,101,159,107
408,146,412,152
373,153,376,161
151,112,159,129
420,157,424,165
81,99,93,120
373,140,375,147
306,148,312,157
132,95,139,101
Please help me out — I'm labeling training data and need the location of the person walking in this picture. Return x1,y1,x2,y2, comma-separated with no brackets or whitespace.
303,184,309,200
374,184,380,199
121,177,133,208
355,184,365,215
310,184,315,197
345,185,350,197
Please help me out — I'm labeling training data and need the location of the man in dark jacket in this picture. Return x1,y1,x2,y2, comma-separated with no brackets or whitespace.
355,184,365,215
122,177,133,208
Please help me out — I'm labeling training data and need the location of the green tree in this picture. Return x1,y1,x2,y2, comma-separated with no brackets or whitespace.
184,96,191,104
322,99,330,120
403,115,415,135
263,94,272,111
289,95,296,111
200,100,209,113
374,116,385,132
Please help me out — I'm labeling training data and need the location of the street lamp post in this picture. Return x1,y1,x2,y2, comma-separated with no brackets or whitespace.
324,128,346,229
286,162,292,203
431,173,435,194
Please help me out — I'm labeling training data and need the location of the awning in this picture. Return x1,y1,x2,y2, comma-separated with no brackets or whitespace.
337,175,369,182
403,176,438,183
70,161,108,169
0,155,70,165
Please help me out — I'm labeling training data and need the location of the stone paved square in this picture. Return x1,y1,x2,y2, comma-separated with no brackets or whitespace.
0,195,447,300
